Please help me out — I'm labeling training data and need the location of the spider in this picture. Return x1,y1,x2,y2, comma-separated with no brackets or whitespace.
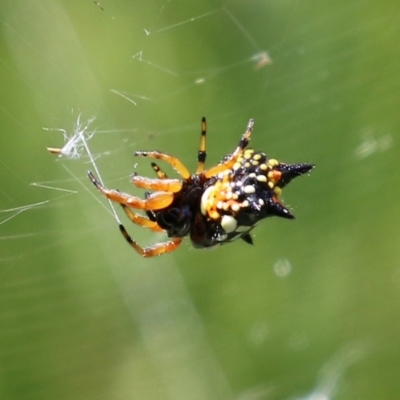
88,118,313,257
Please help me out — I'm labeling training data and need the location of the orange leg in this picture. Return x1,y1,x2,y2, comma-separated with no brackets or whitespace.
119,224,182,257
134,151,191,179
204,118,254,178
196,117,207,174
88,171,174,210
120,204,164,232
131,175,183,193
151,162,168,179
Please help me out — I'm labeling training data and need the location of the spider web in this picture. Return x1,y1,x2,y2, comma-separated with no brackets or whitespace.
0,0,399,399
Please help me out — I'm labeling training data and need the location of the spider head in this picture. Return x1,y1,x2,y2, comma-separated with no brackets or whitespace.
155,185,204,238
156,205,193,237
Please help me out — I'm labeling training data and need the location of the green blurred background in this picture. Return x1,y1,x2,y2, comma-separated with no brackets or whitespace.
1,0,399,399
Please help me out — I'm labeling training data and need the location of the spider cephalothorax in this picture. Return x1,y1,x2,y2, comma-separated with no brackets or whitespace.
88,118,313,257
